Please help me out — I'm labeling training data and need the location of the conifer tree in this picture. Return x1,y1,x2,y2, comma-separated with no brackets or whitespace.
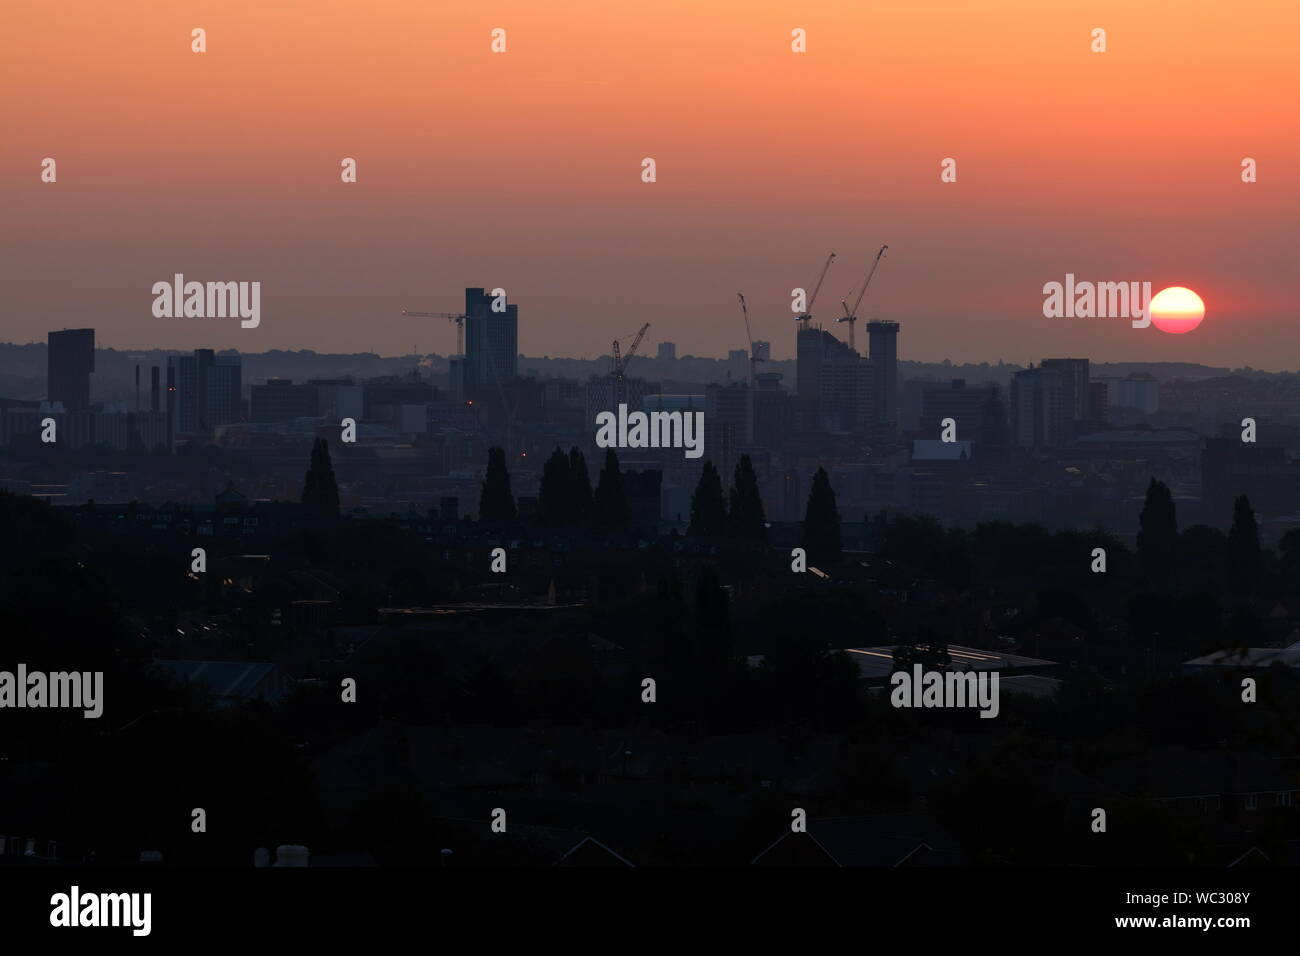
538,446,570,526
727,454,766,539
688,461,727,536
1137,477,1177,583
803,466,842,563
694,564,732,680
592,448,629,531
569,446,593,525
301,437,340,517
479,446,517,526
1227,494,1261,592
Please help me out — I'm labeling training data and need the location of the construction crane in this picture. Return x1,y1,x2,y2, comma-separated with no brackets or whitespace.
795,251,837,328
611,322,651,405
401,310,468,356
737,293,764,386
838,244,888,350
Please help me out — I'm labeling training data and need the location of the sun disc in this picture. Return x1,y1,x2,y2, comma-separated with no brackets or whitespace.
1149,286,1204,334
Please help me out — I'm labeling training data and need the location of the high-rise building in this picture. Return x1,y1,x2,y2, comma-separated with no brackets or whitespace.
867,320,899,428
1010,365,1064,447
250,379,318,422
1202,437,1300,527
363,377,435,419
657,342,676,361
167,353,199,434
207,353,242,429
727,348,749,382
448,357,467,401
48,329,95,411
752,371,794,447
464,287,518,400
978,384,1009,448
168,349,242,436
165,362,176,445
920,379,991,441
585,375,657,430
1086,380,1109,426
705,382,753,481
1110,373,1159,414
1041,358,1089,436
796,326,872,432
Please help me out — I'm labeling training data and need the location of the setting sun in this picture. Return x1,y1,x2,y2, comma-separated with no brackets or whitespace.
1149,287,1206,334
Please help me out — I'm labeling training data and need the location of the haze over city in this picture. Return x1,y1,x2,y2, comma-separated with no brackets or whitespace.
4,0,1298,366
4,0,1300,934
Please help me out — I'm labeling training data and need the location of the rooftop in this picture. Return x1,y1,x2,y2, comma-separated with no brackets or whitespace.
1183,641,1300,671
843,644,1058,681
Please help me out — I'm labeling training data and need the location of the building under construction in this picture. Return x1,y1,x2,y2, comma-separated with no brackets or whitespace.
463,287,518,402
796,325,874,433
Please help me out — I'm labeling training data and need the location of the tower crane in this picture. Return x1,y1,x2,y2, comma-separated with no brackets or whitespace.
837,244,888,350
737,293,763,386
611,322,651,405
401,310,468,356
795,251,837,328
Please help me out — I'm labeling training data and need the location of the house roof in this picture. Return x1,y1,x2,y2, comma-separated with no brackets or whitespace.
1183,643,1300,670
843,644,1057,680
215,483,248,501
430,817,633,866
158,660,285,702
912,440,971,461
753,813,968,866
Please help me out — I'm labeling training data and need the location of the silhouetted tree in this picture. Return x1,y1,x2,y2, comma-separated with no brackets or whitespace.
727,454,766,539
592,448,629,531
1179,524,1228,594
1137,477,1177,585
478,446,517,526
882,513,945,569
301,437,340,517
1227,495,1261,593
1280,527,1300,585
0,491,74,571
694,565,732,679
688,461,727,536
537,446,571,526
569,446,593,525
917,526,972,591
892,640,917,673
923,635,952,667
891,630,950,671
655,571,687,659
803,467,842,563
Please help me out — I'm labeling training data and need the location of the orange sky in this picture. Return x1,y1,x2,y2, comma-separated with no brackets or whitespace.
3,0,1298,367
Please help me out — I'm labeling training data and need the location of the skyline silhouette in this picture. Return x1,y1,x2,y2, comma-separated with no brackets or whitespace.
4,1,1297,365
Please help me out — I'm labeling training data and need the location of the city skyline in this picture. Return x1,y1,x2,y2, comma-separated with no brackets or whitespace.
5,1,1299,367
4,0,1300,910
